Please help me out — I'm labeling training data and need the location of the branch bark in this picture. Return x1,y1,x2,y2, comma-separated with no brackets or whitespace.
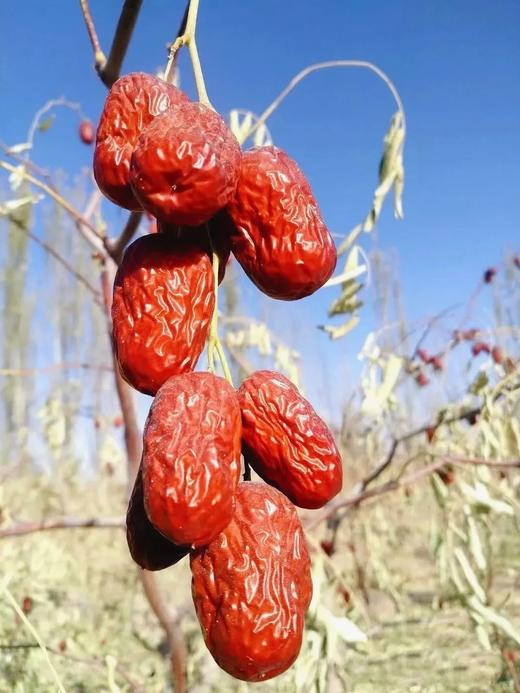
0,517,124,539
99,0,144,87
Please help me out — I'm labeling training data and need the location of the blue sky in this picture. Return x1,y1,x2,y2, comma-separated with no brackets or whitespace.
1,1,519,424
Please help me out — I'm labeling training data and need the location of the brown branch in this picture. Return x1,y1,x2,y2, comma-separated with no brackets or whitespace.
106,211,142,265
353,406,482,496
308,453,520,532
0,160,106,249
99,0,144,87
8,214,104,307
140,572,187,693
307,459,451,532
0,517,124,539
79,0,107,72
0,140,52,183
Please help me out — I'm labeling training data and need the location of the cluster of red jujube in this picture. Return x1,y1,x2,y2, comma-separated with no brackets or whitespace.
93,72,342,682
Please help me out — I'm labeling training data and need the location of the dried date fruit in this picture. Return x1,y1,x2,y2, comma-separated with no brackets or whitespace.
158,210,233,284
142,372,241,548
126,464,189,571
190,482,312,682
238,370,342,509
79,119,95,145
112,233,214,396
129,101,241,226
94,72,188,210
227,146,337,300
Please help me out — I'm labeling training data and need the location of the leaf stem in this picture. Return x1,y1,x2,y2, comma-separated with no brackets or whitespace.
164,0,212,108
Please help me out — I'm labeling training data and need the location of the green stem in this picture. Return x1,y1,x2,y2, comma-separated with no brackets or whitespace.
163,0,213,108
206,250,233,386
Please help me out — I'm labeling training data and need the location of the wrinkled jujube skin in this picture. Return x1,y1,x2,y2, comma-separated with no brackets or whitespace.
158,210,233,285
112,234,214,396
142,373,241,548
190,482,312,682
238,371,342,509
129,101,241,226
126,464,189,571
94,72,188,210
227,146,337,300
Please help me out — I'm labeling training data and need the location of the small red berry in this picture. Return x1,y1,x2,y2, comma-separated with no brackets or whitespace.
58,640,67,652
483,267,497,284
79,120,95,145
22,596,33,615
491,346,504,365
416,348,430,363
425,425,437,443
429,355,443,371
337,584,351,606
437,466,455,486
415,371,429,387
472,342,490,357
320,540,335,557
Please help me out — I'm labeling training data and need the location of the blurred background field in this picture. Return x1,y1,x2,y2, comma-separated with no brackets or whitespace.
1,1,520,691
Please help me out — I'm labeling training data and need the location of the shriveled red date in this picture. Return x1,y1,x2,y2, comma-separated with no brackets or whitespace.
158,209,232,285
238,370,342,509
227,146,337,300
94,72,188,210
112,233,214,396
126,464,189,571
190,482,312,682
142,373,241,548
129,101,241,226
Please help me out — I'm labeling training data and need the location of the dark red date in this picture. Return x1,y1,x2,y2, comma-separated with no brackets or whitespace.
190,481,312,682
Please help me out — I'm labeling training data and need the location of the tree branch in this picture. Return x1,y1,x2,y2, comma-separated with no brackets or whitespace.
8,213,104,308
99,0,144,87
106,211,142,265
0,517,124,539
79,0,107,72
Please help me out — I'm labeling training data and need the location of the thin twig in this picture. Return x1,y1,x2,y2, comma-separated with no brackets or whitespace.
26,98,83,150
140,571,188,693
244,60,406,145
164,1,190,82
99,0,144,87
0,517,124,539
106,211,142,265
78,0,107,72
0,160,106,248
8,213,104,307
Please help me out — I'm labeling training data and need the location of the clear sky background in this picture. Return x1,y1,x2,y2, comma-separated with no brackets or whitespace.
1,1,519,426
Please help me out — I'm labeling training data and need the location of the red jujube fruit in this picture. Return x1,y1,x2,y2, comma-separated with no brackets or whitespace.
129,101,241,226
79,120,95,145
238,370,342,509
94,72,188,210
227,146,337,300
142,373,241,548
126,464,189,571
112,233,214,396
190,482,313,682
